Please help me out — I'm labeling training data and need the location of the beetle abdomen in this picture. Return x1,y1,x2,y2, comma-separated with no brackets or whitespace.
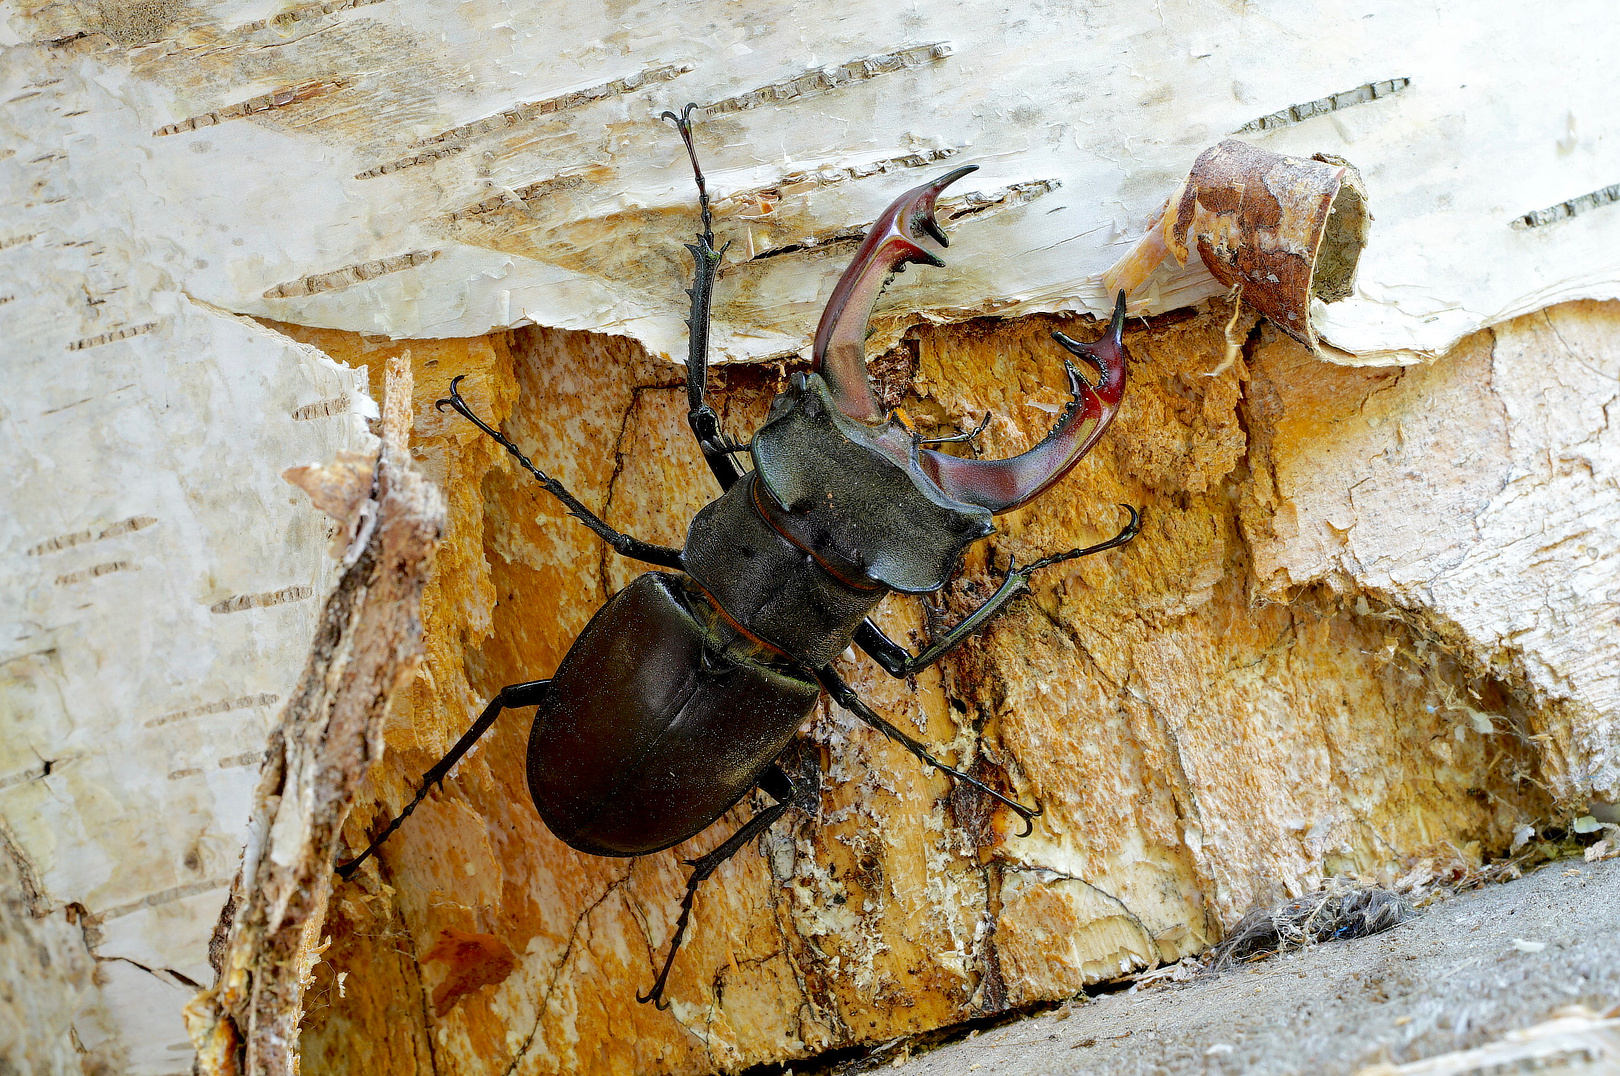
526,572,820,857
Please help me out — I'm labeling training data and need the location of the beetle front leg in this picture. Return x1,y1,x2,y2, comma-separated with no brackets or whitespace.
855,506,1141,679
437,377,685,570
639,762,800,1009
815,668,1042,837
663,104,747,492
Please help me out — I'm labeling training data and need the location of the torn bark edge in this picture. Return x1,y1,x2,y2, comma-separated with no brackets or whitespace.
184,355,444,1076
1103,139,1368,360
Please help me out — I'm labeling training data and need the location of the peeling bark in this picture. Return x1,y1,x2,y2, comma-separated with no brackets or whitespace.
0,830,116,1075
1105,140,1369,361
185,359,444,1076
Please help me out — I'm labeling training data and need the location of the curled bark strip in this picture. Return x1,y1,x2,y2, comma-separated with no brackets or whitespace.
1105,140,1368,358
184,356,444,1076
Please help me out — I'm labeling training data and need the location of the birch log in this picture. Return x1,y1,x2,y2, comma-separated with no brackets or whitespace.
2,1,1617,1073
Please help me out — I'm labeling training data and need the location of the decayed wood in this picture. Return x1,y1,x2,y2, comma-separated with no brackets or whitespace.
1238,300,1620,808
10,8,1620,1067
252,298,1613,1075
7,6,1618,1070
185,358,444,1076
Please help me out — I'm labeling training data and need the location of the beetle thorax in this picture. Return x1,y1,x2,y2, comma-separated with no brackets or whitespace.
749,372,994,595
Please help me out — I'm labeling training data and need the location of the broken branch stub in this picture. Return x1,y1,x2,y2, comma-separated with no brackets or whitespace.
184,357,444,1076
1105,139,1369,358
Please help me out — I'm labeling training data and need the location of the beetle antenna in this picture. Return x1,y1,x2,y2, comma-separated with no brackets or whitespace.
917,411,991,448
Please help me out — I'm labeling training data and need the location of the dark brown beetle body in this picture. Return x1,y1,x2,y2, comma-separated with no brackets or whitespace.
526,571,819,857
533,365,1010,859
339,108,1138,1009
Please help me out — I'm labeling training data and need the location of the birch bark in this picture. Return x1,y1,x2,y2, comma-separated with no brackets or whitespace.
2,1,1616,1072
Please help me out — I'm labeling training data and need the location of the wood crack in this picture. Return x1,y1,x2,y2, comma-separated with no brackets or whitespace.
0,821,49,917
597,383,665,594
500,867,637,1076
1001,863,1160,959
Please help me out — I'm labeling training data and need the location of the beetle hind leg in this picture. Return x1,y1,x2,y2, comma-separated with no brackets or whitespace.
335,678,552,880
639,762,800,1009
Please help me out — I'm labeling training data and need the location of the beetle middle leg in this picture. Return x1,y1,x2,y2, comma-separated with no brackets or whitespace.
854,505,1142,679
335,678,552,879
436,376,685,571
815,668,1042,837
638,761,802,1009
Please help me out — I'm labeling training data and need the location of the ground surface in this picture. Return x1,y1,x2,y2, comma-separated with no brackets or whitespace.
867,857,1620,1076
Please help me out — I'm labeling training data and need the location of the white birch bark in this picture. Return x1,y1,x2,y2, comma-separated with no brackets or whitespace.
2,0,1616,1071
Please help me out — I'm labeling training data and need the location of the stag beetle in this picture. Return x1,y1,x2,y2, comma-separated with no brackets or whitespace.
337,106,1138,1009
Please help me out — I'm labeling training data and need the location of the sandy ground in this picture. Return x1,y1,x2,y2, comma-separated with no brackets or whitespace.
870,857,1620,1076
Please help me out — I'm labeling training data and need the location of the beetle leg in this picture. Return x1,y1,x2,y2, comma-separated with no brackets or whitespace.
920,291,1129,512
1016,503,1142,574
815,669,1042,837
437,376,685,570
335,678,552,880
638,763,799,1009
662,104,747,491
917,411,991,447
813,165,979,423
854,506,1141,679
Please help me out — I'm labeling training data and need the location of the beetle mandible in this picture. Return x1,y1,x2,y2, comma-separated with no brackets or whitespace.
337,106,1140,1009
